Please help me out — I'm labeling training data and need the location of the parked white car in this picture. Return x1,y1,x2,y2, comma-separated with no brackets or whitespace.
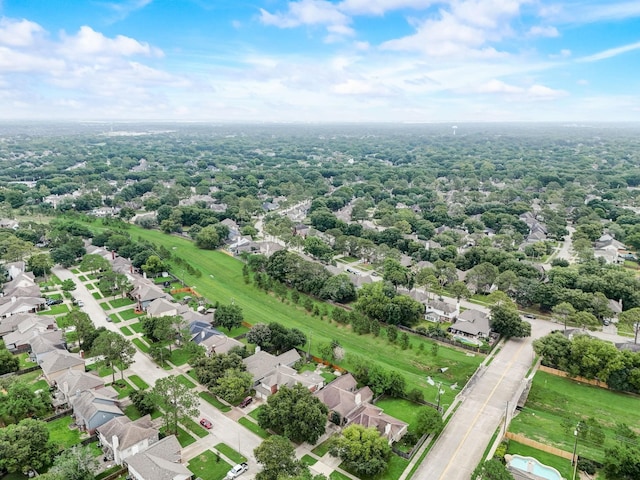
225,463,248,480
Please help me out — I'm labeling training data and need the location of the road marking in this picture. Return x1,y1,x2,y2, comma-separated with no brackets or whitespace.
437,340,529,480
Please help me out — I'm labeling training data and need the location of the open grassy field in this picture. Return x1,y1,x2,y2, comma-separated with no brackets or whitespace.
120,225,483,402
508,371,640,463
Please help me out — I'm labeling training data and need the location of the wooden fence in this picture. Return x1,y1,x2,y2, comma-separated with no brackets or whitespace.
538,365,609,389
505,432,574,460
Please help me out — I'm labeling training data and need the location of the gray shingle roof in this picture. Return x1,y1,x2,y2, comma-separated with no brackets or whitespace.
126,435,191,480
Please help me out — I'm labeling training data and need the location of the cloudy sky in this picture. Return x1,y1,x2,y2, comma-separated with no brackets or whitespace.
1,0,639,122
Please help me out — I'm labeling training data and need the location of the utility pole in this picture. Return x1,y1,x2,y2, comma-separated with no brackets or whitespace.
436,382,442,412
503,401,509,436
572,423,580,480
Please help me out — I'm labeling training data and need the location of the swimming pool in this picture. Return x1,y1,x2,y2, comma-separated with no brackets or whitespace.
508,455,563,480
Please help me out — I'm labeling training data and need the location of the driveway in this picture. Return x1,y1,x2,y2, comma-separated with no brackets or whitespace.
51,266,264,470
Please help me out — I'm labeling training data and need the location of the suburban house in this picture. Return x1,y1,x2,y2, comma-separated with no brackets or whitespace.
28,330,67,363
146,298,181,318
0,296,46,318
40,349,85,384
70,389,123,434
125,434,192,480
2,315,57,350
605,299,623,324
52,369,105,408
188,321,243,356
130,280,168,310
448,309,491,339
97,415,160,465
243,349,323,399
3,261,25,281
424,300,459,323
594,233,626,264
314,374,408,444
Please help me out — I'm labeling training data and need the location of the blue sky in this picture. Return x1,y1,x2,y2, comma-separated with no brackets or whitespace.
1,0,639,122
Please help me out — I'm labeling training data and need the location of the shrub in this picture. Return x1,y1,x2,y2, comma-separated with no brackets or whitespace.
493,441,508,461
578,458,597,475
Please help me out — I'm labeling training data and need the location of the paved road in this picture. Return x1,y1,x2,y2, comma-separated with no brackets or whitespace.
412,319,557,480
52,266,263,476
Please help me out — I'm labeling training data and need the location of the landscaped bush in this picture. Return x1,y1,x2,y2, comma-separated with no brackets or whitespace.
578,458,597,475
493,440,508,461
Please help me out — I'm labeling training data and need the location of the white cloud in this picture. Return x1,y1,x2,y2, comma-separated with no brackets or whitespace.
474,79,567,100
59,26,163,58
332,78,392,95
578,41,640,62
260,0,349,28
528,25,559,37
339,0,435,16
0,17,44,47
380,0,527,58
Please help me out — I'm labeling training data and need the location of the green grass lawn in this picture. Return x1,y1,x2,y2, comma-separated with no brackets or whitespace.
92,291,103,299
376,397,424,431
85,362,114,377
120,308,145,320
130,321,143,333
108,379,135,399
509,371,640,463
506,441,573,480
124,404,162,421
47,416,82,448
161,425,196,447
39,303,69,316
132,338,150,353
118,226,483,402
86,283,96,290
312,438,333,457
168,348,193,366
188,450,232,480
238,417,270,439
181,417,209,438
17,352,36,369
199,391,232,412
120,326,134,336
379,455,410,480
248,405,264,421
214,443,247,464
111,297,135,308
100,301,110,310
223,325,250,338
30,378,49,393
329,471,351,480
301,454,318,466
77,275,87,282
128,374,150,390
176,374,197,389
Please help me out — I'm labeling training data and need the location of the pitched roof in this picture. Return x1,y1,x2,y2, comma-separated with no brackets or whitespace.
449,310,490,336
0,285,42,304
28,329,66,355
346,403,408,441
131,281,166,302
56,369,104,395
146,298,179,317
71,389,123,424
426,300,457,315
40,350,85,375
98,415,158,451
126,435,191,480
243,349,301,382
261,364,324,390
0,296,46,317
314,373,374,418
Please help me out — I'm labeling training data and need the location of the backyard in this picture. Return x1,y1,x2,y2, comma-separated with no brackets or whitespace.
508,370,640,463
116,225,484,403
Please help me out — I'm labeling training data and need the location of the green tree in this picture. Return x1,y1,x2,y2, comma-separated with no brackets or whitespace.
92,330,136,383
152,375,200,436
0,380,51,422
0,418,57,474
552,301,576,331
63,310,94,350
570,310,600,330
254,435,303,480
490,302,531,338
318,274,357,303
329,424,391,478
80,253,110,274
471,459,514,480
61,278,76,291
213,368,253,403
258,384,328,444
195,225,222,250
27,253,53,278
215,303,244,332
0,344,20,375
449,280,471,301
44,445,99,480
619,307,640,344
191,353,246,390
415,407,444,437
603,441,640,480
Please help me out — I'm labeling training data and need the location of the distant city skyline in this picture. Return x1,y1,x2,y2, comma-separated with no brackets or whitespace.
1,0,639,122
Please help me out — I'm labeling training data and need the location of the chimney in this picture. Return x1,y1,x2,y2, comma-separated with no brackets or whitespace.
11,296,16,303
355,392,361,405
111,250,115,260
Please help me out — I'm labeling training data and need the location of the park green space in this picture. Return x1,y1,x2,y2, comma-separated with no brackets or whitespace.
122,225,483,402
508,371,640,463
188,450,232,480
